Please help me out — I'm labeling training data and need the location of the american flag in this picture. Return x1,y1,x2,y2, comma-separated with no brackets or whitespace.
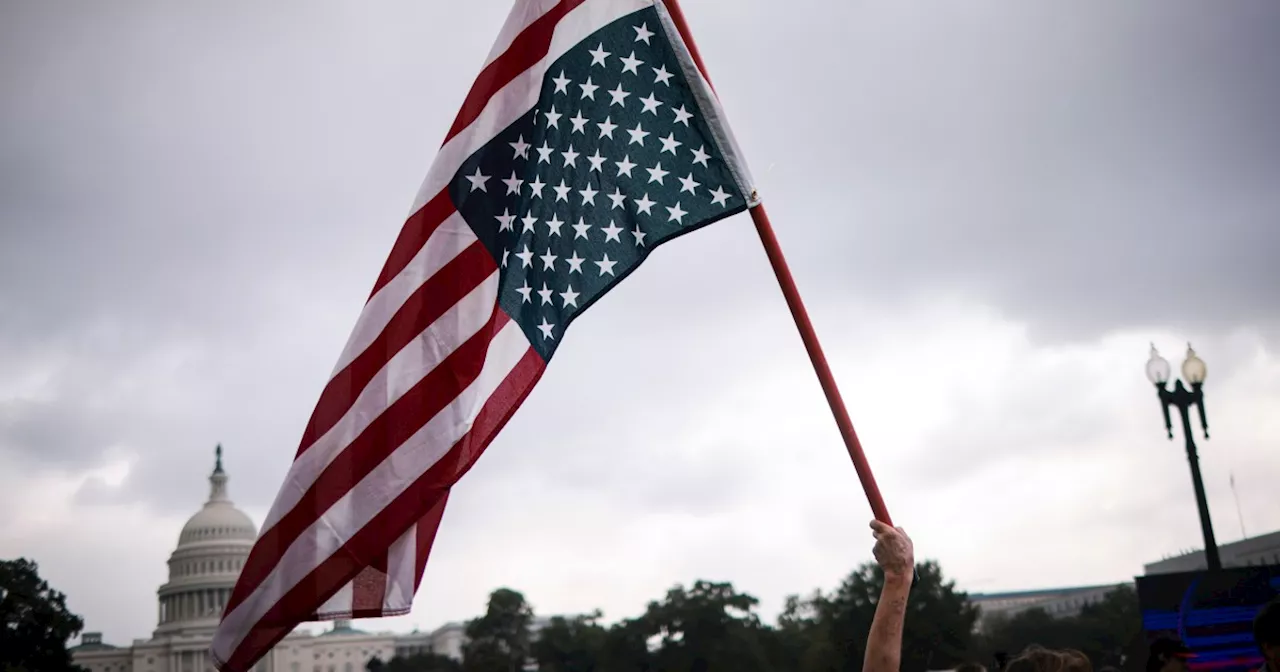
212,1,756,669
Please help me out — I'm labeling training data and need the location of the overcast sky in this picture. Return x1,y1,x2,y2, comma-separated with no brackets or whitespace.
3,0,1279,647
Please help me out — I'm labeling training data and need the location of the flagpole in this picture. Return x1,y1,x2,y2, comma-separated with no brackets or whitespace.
660,0,894,526
748,204,893,526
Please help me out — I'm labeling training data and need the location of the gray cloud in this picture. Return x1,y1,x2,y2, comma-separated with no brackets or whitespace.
686,0,1280,340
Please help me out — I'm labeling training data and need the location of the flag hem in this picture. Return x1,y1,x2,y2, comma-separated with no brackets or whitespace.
653,0,759,206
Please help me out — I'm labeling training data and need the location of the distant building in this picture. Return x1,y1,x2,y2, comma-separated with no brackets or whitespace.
967,584,1125,633
1143,530,1280,575
70,449,466,672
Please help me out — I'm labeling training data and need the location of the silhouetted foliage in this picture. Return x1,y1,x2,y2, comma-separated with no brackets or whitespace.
0,558,86,672
532,612,608,672
372,652,463,672
463,588,535,672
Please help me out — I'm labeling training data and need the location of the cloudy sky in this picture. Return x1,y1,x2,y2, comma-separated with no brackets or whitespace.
3,0,1280,647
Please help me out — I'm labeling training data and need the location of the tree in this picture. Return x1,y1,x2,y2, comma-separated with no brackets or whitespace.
532,611,608,672
899,562,979,670
596,617,654,672
463,588,535,672
780,561,979,672
0,558,86,672
768,592,834,672
1074,585,1142,667
633,580,775,672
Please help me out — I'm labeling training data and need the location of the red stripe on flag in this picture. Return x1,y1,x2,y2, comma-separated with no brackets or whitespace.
350,550,389,617
443,0,588,144
370,190,455,298
413,492,450,588
297,240,497,457
219,349,547,671
228,303,509,615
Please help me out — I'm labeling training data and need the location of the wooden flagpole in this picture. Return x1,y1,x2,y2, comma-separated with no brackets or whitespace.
661,0,894,526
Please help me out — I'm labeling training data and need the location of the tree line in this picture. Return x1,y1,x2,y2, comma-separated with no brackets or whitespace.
0,556,1143,672
371,560,1144,672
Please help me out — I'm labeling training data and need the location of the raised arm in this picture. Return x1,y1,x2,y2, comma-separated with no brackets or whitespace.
863,520,915,672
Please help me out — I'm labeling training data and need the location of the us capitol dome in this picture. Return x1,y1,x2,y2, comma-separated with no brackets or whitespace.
155,444,257,637
71,446,465,672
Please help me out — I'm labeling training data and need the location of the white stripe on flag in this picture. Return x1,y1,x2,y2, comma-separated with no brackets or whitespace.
214,319,533,658
382,524,419,612
315,579,353,619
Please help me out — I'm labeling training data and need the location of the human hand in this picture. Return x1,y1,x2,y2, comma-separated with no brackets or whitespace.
870,520,914,584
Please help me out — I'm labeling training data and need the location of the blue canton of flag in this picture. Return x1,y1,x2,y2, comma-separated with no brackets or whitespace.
448,6,751,360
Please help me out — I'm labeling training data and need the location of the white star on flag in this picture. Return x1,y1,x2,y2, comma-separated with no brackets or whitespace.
509,135,531,158
634,23,654,44
560,285,580,308
502,172,524,195
634,193,656,214
465,168,489,192
537,317,556,340
552,71,571,93
620,52,644,75
544,214,564,237
589,44,610,67
653,64,674,86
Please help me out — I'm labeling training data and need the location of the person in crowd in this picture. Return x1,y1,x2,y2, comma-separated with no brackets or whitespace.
1256,596,1280,672
1144,637,1193,672
956,662,988,672
863,519,914,672
1003,645,1092,672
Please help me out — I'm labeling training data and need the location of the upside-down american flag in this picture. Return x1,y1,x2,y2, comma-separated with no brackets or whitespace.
212,1,757,669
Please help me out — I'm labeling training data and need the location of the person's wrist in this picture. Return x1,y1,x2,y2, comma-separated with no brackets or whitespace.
883,569,913,589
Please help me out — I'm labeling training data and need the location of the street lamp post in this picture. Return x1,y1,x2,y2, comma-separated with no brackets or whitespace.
1145,343,1221,572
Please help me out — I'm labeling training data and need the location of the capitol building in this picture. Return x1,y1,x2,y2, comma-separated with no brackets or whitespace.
71,448,465,672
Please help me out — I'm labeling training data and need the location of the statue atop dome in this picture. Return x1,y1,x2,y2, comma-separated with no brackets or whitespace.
208,444,229,503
